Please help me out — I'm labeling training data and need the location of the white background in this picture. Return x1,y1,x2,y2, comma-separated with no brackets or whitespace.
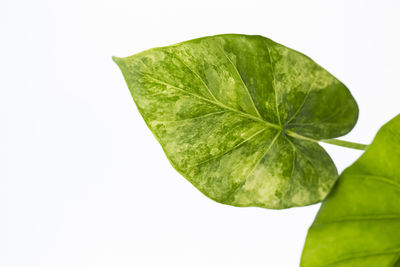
1,0,400,266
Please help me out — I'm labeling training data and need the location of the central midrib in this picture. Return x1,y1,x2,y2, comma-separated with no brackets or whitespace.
145,75,321,144
146,75,281,128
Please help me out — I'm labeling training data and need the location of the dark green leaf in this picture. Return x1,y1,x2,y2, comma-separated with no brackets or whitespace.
114,34,358,209
301,114,400,266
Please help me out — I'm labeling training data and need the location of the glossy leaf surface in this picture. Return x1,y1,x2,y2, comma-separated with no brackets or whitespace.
114,34,358,209
301,114,400,266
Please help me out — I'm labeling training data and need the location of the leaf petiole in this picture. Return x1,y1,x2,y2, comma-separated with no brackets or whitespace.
285,130,368,150
320,139,368,151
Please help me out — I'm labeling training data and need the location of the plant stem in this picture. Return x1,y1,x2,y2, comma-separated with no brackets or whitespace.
321,139,368,151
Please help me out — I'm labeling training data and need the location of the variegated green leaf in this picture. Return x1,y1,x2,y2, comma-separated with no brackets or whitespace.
113,34,358,209
301,114,400,266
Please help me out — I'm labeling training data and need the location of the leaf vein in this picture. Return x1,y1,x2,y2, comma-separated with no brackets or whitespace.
193,127,268,167
173,53,219,102
265,41,281,125
219,46,263,119
285,76,317,125
320,248,400,267
284,137,298,200
143,75,281,130
228,131,282,197
151,111,225,124
315,214,400,226
346,173,400,190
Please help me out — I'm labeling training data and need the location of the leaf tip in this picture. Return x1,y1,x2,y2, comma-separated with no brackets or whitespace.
112,56,122,64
